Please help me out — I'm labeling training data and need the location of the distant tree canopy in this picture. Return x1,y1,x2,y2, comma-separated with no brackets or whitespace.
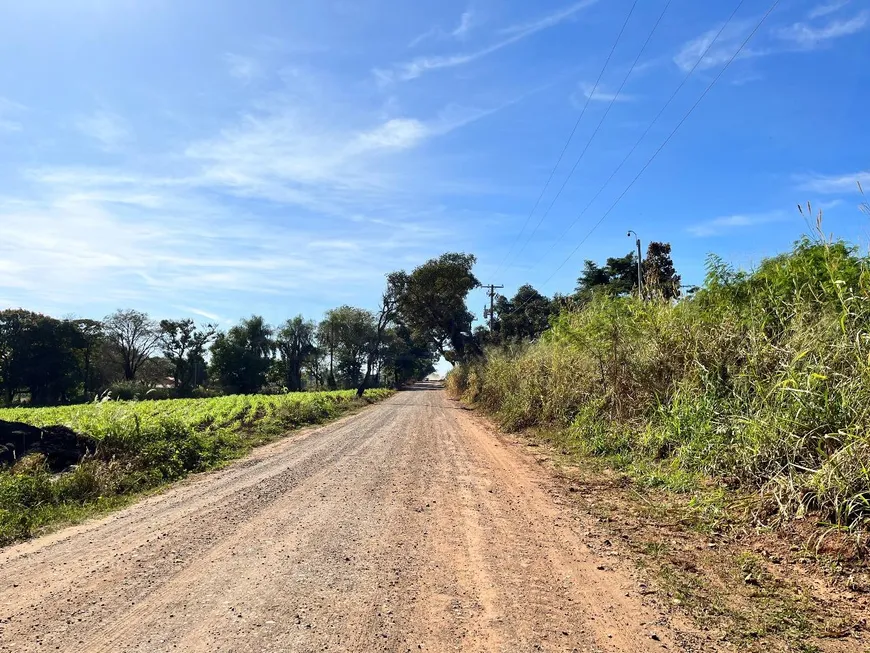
209,316,275,394
380,325,437,387
159,319,216,393
575,242,680,300
0,310,83,405
643,242,681,299
103,309,161,381
275,316,316,392
391,253,480,365
1,251,590,405
493,285,556,343
576,253,639,298
326,306,375,391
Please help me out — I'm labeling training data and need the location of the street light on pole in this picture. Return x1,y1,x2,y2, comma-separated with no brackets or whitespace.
627,230,643,299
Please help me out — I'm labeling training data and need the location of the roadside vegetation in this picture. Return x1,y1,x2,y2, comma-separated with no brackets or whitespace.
1,251,485,546
0,388,393,545
449,213,870,549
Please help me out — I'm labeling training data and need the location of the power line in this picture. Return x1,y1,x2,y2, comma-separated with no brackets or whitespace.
540,0,782,287
503,0,672,271
493,0,641,277
499,0,780,319
528,0,750,275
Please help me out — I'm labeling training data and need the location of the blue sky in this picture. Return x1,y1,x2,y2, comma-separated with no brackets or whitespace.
1,0,869,339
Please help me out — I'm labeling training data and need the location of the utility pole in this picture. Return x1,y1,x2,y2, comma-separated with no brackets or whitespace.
483,284,504,332
627,230,643,299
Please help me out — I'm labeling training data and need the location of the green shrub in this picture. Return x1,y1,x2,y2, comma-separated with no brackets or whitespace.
449,234,870,534
0,459,53,509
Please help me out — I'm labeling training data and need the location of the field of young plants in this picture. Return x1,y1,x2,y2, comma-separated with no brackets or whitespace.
0,389,394,545
0,389,393,439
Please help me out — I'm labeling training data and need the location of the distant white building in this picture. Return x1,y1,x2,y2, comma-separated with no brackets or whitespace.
425,373,443,381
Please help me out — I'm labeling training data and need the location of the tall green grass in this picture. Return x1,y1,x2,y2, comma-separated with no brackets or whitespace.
449,229,870,538
0,389,394,545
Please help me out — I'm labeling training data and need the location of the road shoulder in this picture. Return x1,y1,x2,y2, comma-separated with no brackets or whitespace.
448,395,870,653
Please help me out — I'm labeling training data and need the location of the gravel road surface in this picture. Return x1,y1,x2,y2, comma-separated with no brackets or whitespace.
0,383,690,652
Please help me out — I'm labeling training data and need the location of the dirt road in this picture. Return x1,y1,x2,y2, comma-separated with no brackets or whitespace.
0,384,695,652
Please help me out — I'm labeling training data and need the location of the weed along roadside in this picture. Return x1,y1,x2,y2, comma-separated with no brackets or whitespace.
0,389,393,546
446,233,870,650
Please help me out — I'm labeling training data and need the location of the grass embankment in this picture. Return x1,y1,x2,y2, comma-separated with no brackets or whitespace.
0,388,394,546
448,233,870,648
449,234,870,543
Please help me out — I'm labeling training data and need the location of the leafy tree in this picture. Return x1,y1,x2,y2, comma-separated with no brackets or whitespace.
576,243,681,301
276,316,317,392
103,309,161,381
209,316,274,394
380,325,438,387
576,260,610,291
304,340,327,390
316,313,342,390
392,253,480,364
575,253,639,299
325,306,376,390
0,310,83,404
643,241,681,299
356,275,401,396
159,319,217,393
0,310,25,404
70,318,105,396
493,284,555,342
136,356,175,388
473,324,496,350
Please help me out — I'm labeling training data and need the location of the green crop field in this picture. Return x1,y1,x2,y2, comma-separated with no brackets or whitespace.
0,388,394,545
0,388,394,440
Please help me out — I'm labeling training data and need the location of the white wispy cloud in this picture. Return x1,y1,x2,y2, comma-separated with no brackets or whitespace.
808,0,851,20
496,0,594,36
774,10,869,48
673,20,765,73
453,10,475,39
1,77,525,314
0,97,26,133
224,52,264,82
179,307,232,324
687,211,787,237
1,22,553,318
408,27,440,48
379,0,597,83
182,86,531,212
729,71,764,86
75,110,131,151
351,118,430,152
574,82,634,104
409,8,476,48
0,176,462,315
797,170,870,194
675,8,869,73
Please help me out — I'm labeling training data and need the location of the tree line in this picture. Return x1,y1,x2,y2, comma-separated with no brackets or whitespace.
481,241,682,346
0,253,487,405
1,244,679,406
